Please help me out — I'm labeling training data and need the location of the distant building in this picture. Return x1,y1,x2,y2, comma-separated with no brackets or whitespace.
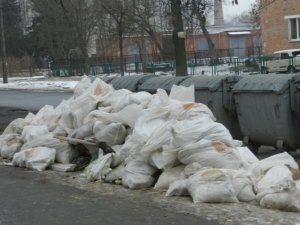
260,0,300,54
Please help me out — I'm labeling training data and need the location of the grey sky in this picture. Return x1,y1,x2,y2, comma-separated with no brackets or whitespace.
223,0,256,19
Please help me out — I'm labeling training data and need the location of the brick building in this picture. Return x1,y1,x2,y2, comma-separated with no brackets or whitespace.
261,0,300,54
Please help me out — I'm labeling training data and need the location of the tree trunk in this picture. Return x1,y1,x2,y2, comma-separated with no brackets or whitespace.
199,16,215,58
118,28,125,76
170,0,187,76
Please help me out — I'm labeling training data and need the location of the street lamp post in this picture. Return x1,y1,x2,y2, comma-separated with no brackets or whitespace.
0,1,8,83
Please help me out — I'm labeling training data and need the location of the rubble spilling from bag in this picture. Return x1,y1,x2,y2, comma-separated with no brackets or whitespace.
1,75,300,212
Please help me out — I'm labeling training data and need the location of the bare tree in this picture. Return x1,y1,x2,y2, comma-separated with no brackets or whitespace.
94,0,135,76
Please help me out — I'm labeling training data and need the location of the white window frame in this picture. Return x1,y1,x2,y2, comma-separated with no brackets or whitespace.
284,15,300,42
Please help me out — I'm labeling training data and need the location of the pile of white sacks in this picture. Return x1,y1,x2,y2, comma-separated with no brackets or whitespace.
1,76,300,212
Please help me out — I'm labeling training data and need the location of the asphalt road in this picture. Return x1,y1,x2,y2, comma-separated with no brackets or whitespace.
0,90,72,111
0,165,219,225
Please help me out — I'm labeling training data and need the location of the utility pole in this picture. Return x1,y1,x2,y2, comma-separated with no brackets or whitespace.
0,1,8,83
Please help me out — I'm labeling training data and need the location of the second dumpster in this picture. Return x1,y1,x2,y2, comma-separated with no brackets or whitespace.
233,74,300,151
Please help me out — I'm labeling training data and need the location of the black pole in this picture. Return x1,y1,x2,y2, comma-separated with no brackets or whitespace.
0,2,7,83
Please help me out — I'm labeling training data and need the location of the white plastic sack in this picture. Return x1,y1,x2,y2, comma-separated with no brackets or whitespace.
140,121,173,158
187,169,239,203
149,145,180,170
250,152,298,183
12,147,56,171
166,179,189,196
169,84,195,102
178,139,240,169
154,165,185,190
85,104,143,128
21,125,50,143
105,163,125,183
69,122,94,139
29,105,62,132
93,122,127,146
85,153,113,182
122,160,157,189
2,118,29,135
21,134,79,164
259,190,300,212
256,165,294,195
171,120,234,148
73,75,92,97
0,134,22,159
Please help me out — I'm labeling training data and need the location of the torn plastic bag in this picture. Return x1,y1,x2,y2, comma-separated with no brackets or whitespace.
178,139,240,169
0,134,22,159
85,153,112,182
122,160,158,189
154,165,185,190
12,147,56,171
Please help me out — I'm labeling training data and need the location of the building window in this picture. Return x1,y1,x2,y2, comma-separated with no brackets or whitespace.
287,16,300,41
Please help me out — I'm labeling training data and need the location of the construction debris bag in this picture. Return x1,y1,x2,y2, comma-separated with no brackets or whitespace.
166,179,189,196
73,75,91,97
122,159,158,189
93,122,127,146
2,118,29,135
105,163,124,183
171,120,234,148
21,135,79,164
178,139,240,169
149,145,180,170
85,153,113,182
12,147,56,171
154,165,185,190
187,169,239,203
21,125,50,143
0,134,22,159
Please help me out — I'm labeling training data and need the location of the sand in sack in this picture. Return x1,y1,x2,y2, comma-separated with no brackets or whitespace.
178,139,240,170
186,169,239,204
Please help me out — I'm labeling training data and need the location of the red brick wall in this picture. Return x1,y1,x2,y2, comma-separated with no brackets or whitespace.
261,0,300,54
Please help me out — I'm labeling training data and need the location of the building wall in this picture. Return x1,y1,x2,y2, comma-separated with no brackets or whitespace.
261,0,300,54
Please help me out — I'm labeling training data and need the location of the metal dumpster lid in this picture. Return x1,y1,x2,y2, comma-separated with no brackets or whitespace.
233,74,299,94
180,75,241,91
100,76,116,83
109,75,155,92
138,76,189,92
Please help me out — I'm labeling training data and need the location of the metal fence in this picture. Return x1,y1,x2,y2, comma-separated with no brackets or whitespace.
50,47,262,76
